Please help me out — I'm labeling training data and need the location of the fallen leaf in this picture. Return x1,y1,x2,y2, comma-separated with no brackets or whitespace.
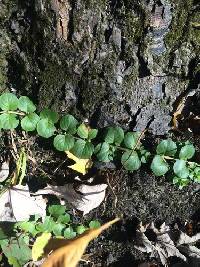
35,181,107,215
41,218,120,267
0,161,9,182
65,151,92,175
32,233,52,261
0,185,46,222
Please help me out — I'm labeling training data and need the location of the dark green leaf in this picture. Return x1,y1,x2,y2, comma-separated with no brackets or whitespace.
53,134,74,151
0,114,19,129
60,114,78,134
104,126,124,145
0,93,19,111
48,205,66,218
94,142,110,162
179,144,195,160
121,151,141,171
21,113,40,131
123,132,140,149
18,96,36,113
71,140,94,159
77,124,89,138
40,108,59,123
36,118,56,138
156,139,177,156
89,220,101,229
173,159,189,178
150,155,169,176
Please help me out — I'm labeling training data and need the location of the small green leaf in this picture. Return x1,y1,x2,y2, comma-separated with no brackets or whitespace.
173,176,189,189
60,114,78,134
71,140,94,159
21,113,40,131
52,223,65,236
156,139,177,156
48,205,66,218
94,142,110,162
0,93,19,111
77,123,89,138
76,225,86,234
150,155,169,176
17,221,37,237
88,129,98,140
123,132,140,149
89,220,101,229
40,108,59,123
64,226,77,239
173,159,189,179
0,114,19,129
53,134,74,151
18,96,36,113
36,216,55,233
37,118,56,138
57,214,71,224
104,126,124,145
179,144,195,160
121,151,141,171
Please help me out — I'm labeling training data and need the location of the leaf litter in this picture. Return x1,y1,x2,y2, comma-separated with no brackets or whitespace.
135,221,200,266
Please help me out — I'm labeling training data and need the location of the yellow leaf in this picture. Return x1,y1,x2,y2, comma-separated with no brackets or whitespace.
32,232,52,261
41,218,120,267
65,151,92,175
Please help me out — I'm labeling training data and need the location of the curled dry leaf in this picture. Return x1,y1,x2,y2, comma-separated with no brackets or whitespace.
0,161,9,182
135,222,200,266
0,185,46,222
41,218,120,267
35,181,107,215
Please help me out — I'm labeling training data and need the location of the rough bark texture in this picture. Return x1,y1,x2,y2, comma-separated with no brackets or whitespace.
0,0,199,134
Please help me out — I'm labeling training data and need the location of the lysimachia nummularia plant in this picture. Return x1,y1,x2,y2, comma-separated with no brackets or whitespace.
0,92,199,188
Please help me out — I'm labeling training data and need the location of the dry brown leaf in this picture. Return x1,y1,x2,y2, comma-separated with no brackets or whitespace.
35,181,107,215
41,218,120,267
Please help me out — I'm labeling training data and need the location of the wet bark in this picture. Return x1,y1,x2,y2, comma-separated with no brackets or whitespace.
0,0,199,134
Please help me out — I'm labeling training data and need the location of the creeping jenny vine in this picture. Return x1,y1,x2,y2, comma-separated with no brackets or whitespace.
0,92,200,188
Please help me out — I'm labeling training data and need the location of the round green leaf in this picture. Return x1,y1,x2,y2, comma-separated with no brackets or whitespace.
18,96,36,113
150,155,169,176
76,225,86,234
60,114,78,134
104,126,124,145
88,129,98,140
64,226,77,239
89,220,101,229
156,139,177,156
77,124,89,138
21,113,40,131
94,142,110,162
57,214,71,224
52,223,65,236
123,132,140,149
179,144,195,160
173,159,189,178
121,151,141,171
40,108,59,123
48,205,66,218
0,93,19,111
71,140,94,159
37,118,56,138
0,114,19,129
53,134,74,151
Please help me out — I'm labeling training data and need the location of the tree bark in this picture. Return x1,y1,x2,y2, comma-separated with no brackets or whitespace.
0,0,199,134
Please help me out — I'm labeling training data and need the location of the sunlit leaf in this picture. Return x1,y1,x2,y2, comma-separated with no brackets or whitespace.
32,232,52,261
65,151,92,175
